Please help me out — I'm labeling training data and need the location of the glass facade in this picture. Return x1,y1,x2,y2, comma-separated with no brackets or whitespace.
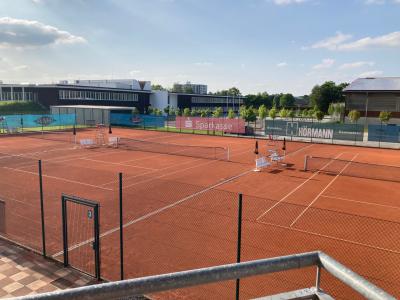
59,90,139,102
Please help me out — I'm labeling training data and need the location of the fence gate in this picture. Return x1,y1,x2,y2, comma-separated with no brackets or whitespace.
62,194,100,280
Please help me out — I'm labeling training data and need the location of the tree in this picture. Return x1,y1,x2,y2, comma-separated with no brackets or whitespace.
239,106,256,124
310,81,348,113
132,107,140,115
164,106,170,115
227,109,235,119
348,110,361,123
147,106,154,115
307,108,315,119
175,108,182,116
171,83,183,93
183,85,194,94
191,109,198,116
272,94,281,108
152,84,165,91
328,103,335,116
279,94,295,108
258,105,268,121
379,111,391,123
168,106,175,116
314,110,324,122
279,108,289,118
183,108,191,117
212,107,223,118
269,107,278,120
288,110,295,119
301,109,308,118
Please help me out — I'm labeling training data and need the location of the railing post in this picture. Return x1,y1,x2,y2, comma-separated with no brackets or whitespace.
304,155,309,171
119,172,124,280
316,265,321,292
38,160,46,257
236,193,243,300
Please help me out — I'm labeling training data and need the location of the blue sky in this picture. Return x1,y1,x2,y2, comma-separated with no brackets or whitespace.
0,0,399,95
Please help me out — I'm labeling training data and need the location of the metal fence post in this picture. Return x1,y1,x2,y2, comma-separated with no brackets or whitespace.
119,172,124,280
236,193,243,300
38,160,46,257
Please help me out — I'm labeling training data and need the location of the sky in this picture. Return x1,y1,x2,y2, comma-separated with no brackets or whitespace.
0,0,399,95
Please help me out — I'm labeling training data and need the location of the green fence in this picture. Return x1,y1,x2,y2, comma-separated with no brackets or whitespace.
265,119,364,142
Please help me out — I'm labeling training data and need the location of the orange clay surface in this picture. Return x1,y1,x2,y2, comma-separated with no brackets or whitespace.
0,127,399,299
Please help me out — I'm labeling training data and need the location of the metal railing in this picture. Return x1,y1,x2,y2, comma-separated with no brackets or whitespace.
10,251,396,300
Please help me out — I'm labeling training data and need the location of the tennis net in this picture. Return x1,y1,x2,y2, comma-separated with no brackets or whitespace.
117,137,229,161
304,155,400,183
12,130,75,144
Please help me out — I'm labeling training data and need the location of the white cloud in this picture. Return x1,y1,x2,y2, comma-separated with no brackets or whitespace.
312,58,335,70
194,62,213,66
272,0,308,5
277,62,288,67
0,17,86,49
338,61,375,69
365,0,385,4
129,70,141,76
358,70,383,77
13,65,28,71
311,32,353,50
310,31,400,51
338,31,400,50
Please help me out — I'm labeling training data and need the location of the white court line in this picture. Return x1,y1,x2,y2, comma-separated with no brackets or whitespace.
290,153,359,227
256,151,345,222
2,166,113,191
320,194,400,211
52,142,314,258
257,219,400,255
79,157,159,171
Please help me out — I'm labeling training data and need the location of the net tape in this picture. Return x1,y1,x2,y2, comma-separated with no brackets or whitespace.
117,137,229,161
304,156,400,183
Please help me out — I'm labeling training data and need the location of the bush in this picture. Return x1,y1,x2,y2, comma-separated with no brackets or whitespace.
379,111,391,123
347,110,360,123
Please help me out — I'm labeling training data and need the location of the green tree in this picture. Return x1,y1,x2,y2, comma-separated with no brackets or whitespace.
288,110,296,119
132,107,140,115
307,108,315,119
212,107,223,118
310,81,348,113
269,107,278,120
272,94,281,108
183,85,194,93
168,106,175,116
379,111,391,123
301,109,308,118
164,106,170,115
191,109,199,116
348,110,361,123
279,94,295,108
239,106,256,124
258,104,268,121
146,106,154,115
152,84,165,91
227,109,236,119
314,110,325,122
279,108,289,118
183,108,191,117
171,83,183,93
175,108,182,116
328,103,335,116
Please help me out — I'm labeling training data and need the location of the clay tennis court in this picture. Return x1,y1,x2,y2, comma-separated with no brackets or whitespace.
0,128,400,299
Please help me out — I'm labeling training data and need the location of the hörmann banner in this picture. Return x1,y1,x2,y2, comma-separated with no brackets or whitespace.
265,120,364,141
176,117,245,134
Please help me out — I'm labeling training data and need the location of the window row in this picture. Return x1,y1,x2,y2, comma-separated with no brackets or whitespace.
192,97,243,105
59,90,139,102
0,92,36,101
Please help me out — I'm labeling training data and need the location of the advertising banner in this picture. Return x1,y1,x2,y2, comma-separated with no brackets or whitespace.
176,117,245,134
265,120,364,141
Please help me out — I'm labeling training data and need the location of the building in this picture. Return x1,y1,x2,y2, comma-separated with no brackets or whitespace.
0,79,243,114
172,82,208,95
167,92,244,113
343,77,400,118
0,79,152,113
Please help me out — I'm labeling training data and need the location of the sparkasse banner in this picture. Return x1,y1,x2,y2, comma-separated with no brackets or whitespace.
176,117,245,133
265,120,364,141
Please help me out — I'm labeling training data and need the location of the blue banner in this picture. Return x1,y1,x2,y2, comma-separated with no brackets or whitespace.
265,120,364,141
110,113,165,128
368,124,399,143
0,114,76,129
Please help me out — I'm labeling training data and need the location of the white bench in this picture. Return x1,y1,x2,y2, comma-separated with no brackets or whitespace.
108,136,119,147
254,156,271,172
80,138,96,148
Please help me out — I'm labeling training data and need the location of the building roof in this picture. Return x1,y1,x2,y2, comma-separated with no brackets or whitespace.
169,92,244,98
344,77,400,92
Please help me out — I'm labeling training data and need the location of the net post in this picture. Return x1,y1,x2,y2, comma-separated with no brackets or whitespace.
227,147,230,161
119,172,124,281
38,160,46,258
235,193,243,300
109,124,112,134
304,155,309,171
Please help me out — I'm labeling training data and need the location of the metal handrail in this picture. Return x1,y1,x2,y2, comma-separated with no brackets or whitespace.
10,251,396,300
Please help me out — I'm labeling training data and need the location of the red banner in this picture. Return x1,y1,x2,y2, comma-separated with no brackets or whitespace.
176,117,245,133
